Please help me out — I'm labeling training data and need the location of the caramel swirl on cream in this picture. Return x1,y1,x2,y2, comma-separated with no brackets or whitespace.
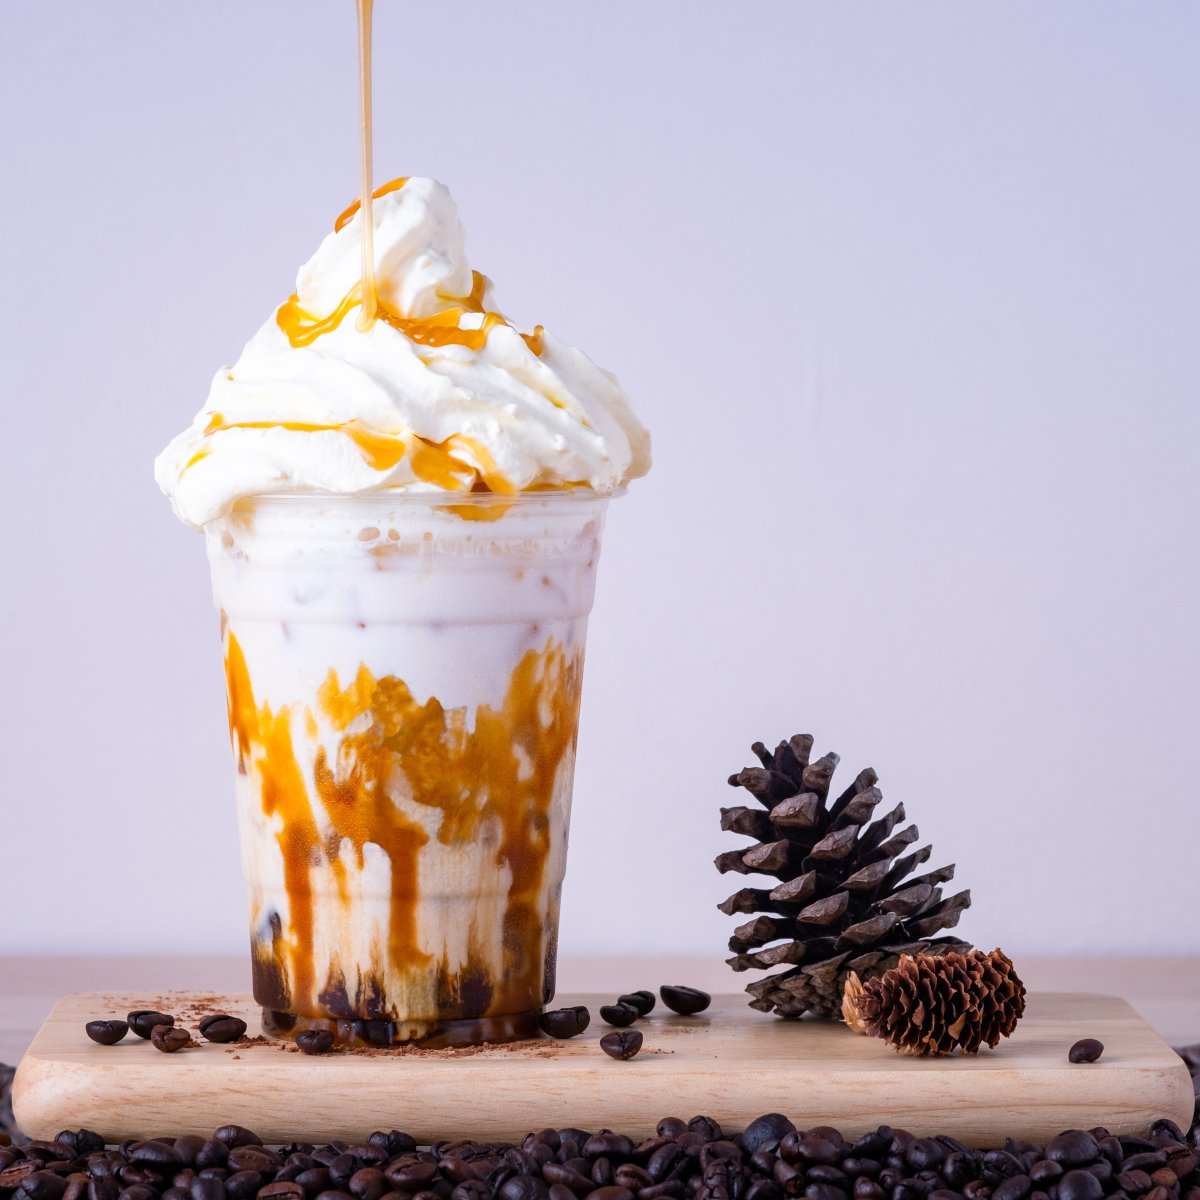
156,177,651,527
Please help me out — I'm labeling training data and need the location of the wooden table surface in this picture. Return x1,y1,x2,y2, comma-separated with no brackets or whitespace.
2,955,1198,1067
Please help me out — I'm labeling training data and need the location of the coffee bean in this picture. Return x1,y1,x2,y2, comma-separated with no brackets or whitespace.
658,987,710,1016
992,1177,1031,1200
85,1021,129,1046
804,1184,843,1200
687,1117,723,1142
368,1134,417,1159
20,1171,69,1200
197,1016,247,1045
584,1135,635,1159
227,1147,278,1173
539,1008,591,1040
129,1144,182,1167
1058,1173,1103,1200
296,1167,333,1193
599,1005,640,1029
1123,1153,1168,1173
617,992,656,1017
127,1011,174,1040
1069,1040,1104,1064
1046,1134,1100,1169
499,1177,549,1200
118,1187,157,1200
1,1165,39,1189
223,1171,262,1200
638,1180,686,1200
296,1030,335,1056
907,1141,945,1171
541,1163,589,1193
599,1030,643,1060
740,1116,796,1155
151,1026,192,1054
1151,1119,1187,1143
259,1186,305,1200
612,1166,652,1191
1028,1163,1061,1185
383,1162,438,1190
347,1168,386,1200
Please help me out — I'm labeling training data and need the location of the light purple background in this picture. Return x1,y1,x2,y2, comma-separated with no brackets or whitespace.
1,2,1197,959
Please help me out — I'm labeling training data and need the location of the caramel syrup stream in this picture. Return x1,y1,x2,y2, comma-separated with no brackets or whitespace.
354,0,377,332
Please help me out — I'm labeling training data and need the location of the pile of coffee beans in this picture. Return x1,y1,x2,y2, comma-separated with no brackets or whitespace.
1,1102,1199,1200
2,1042,1194,1196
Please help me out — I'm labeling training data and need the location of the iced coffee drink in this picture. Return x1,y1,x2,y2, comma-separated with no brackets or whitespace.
156,177,650,1044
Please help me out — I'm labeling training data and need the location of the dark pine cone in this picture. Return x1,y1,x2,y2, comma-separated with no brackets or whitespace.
843,948,1027,1055
717,734,973,1019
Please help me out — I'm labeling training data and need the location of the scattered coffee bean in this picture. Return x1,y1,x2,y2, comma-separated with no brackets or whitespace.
84,1020,128,1046
198,1015,248,1044
1069,1038,1104,1063
617,991,655,1016
127,1011,174,1040
659,986,711,1016
538,1007,590,1039
599,1004,639,1028
295,1030,335,1055
150,1026,192,1054
599,1030,643,1060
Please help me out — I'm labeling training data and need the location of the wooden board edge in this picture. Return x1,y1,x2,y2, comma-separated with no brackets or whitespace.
11,1052,83,1141
1156,1058,1199,1133
12,991,1195,1146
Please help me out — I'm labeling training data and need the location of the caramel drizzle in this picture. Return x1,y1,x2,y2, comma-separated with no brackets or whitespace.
354,0,377,331
200,413,516,493
334,176,410,234
203,412,406,471
226,630,584,1018
276,275,545,359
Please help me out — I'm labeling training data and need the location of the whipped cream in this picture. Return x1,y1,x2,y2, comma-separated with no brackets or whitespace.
156,177,651,527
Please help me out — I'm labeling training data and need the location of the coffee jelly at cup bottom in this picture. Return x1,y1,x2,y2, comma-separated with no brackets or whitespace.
262,1007,544,1048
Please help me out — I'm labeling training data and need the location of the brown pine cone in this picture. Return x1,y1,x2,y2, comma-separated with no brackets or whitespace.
843,948,1026,1055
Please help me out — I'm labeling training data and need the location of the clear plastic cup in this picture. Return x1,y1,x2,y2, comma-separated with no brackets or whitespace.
204,490,610,1046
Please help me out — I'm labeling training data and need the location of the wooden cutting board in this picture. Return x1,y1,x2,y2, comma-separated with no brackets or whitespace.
13,991,1193,1147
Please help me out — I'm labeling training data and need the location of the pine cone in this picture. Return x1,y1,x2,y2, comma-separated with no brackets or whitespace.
717,734,973,1019
844,949,1027,1055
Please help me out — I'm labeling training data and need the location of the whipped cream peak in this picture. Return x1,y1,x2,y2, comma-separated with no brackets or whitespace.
156,176,650,527
298,177,476,320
